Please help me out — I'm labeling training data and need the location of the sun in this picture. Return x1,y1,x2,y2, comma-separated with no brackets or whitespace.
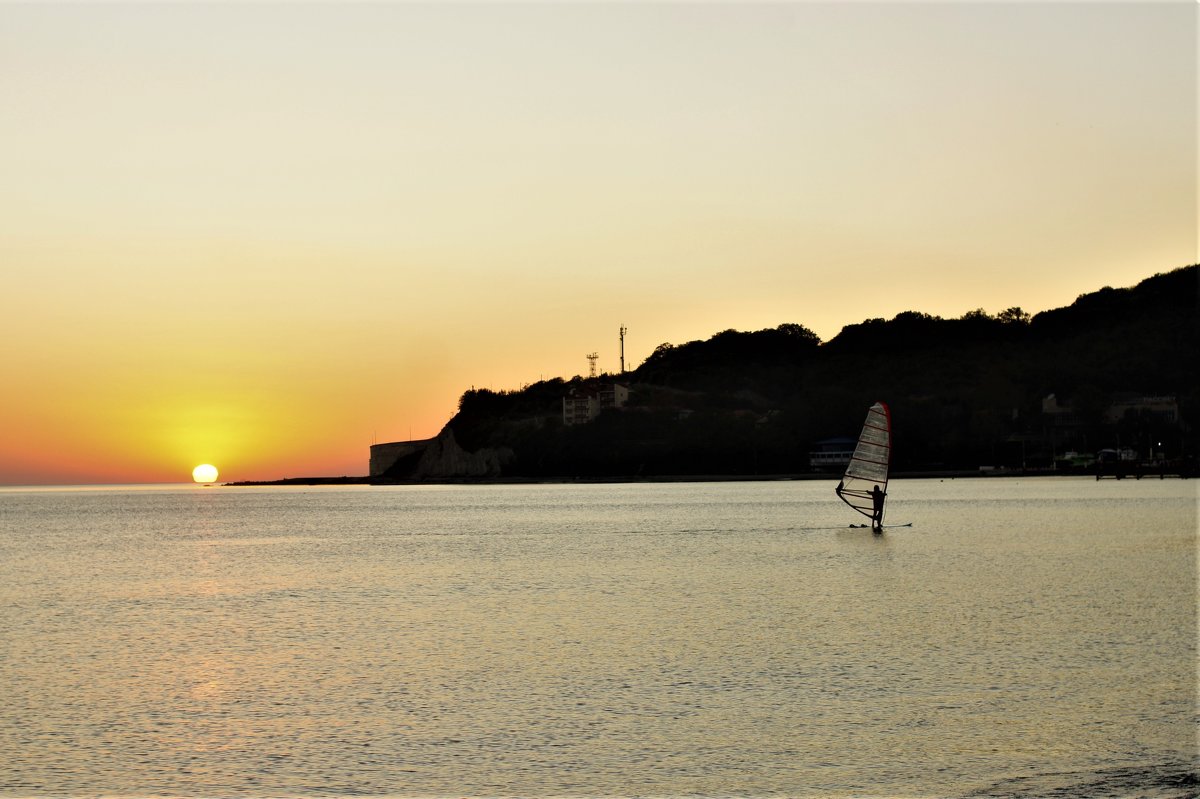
192,464,219,484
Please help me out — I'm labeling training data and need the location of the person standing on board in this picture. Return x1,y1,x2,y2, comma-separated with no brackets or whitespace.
870,485,886,533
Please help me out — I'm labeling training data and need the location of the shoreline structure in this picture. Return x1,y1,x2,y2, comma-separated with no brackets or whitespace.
226,466,1188,487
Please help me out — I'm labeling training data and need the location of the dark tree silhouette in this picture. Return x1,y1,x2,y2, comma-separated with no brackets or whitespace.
415,265,1198,478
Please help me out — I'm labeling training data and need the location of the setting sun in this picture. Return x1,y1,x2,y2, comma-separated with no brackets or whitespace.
192,464,219,484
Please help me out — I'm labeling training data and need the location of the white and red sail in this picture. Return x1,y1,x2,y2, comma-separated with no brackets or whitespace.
836,401,892,522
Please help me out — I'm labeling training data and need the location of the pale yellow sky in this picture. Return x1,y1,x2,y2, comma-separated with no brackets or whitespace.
1,2,1195,484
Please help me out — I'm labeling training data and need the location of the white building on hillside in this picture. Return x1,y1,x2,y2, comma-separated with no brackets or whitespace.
563,382,629,425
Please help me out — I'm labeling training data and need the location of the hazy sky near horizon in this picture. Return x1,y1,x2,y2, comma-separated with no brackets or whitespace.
2,1,1195,484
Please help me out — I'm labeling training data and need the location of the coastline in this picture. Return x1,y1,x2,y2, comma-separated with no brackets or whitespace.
223,468,1124,487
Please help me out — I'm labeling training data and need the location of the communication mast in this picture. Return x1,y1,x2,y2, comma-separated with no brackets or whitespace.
619,326,627,373
587,352,599,379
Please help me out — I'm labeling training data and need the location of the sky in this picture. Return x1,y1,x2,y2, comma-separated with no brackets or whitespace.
1,1,1195,485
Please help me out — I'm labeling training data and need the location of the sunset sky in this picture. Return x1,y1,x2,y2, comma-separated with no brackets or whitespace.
1,2,1194,485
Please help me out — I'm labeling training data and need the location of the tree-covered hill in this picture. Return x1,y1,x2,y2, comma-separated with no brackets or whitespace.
390,265,1197,479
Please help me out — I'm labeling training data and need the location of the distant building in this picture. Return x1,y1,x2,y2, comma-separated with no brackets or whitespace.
809,436,856,471
369,438,433,477
1042,392,1180,427
1104,394,1178,425
1042,393,1079,423
563,382,629,425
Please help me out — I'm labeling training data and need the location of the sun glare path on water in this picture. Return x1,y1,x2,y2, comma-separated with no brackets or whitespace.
192,464,219,484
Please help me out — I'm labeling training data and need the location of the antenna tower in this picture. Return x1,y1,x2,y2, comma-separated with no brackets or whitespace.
619,326,627,373
587,352,599,379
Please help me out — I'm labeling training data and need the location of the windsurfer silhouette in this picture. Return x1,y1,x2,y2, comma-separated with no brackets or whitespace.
870,484,886,533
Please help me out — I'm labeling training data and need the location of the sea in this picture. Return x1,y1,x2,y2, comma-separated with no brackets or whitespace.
0,477,1195,799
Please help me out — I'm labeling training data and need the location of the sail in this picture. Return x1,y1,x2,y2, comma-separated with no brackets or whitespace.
836,401,892,521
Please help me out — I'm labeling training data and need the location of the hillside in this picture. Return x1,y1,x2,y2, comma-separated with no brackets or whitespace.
381,265,1198,479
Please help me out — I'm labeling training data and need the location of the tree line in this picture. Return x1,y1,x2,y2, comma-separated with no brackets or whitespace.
407,265,1197,478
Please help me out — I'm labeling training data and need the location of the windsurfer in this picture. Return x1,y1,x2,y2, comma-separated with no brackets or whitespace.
870,484,886,532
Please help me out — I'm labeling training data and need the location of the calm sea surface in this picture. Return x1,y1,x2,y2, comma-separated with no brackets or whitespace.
0,478,1195,799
